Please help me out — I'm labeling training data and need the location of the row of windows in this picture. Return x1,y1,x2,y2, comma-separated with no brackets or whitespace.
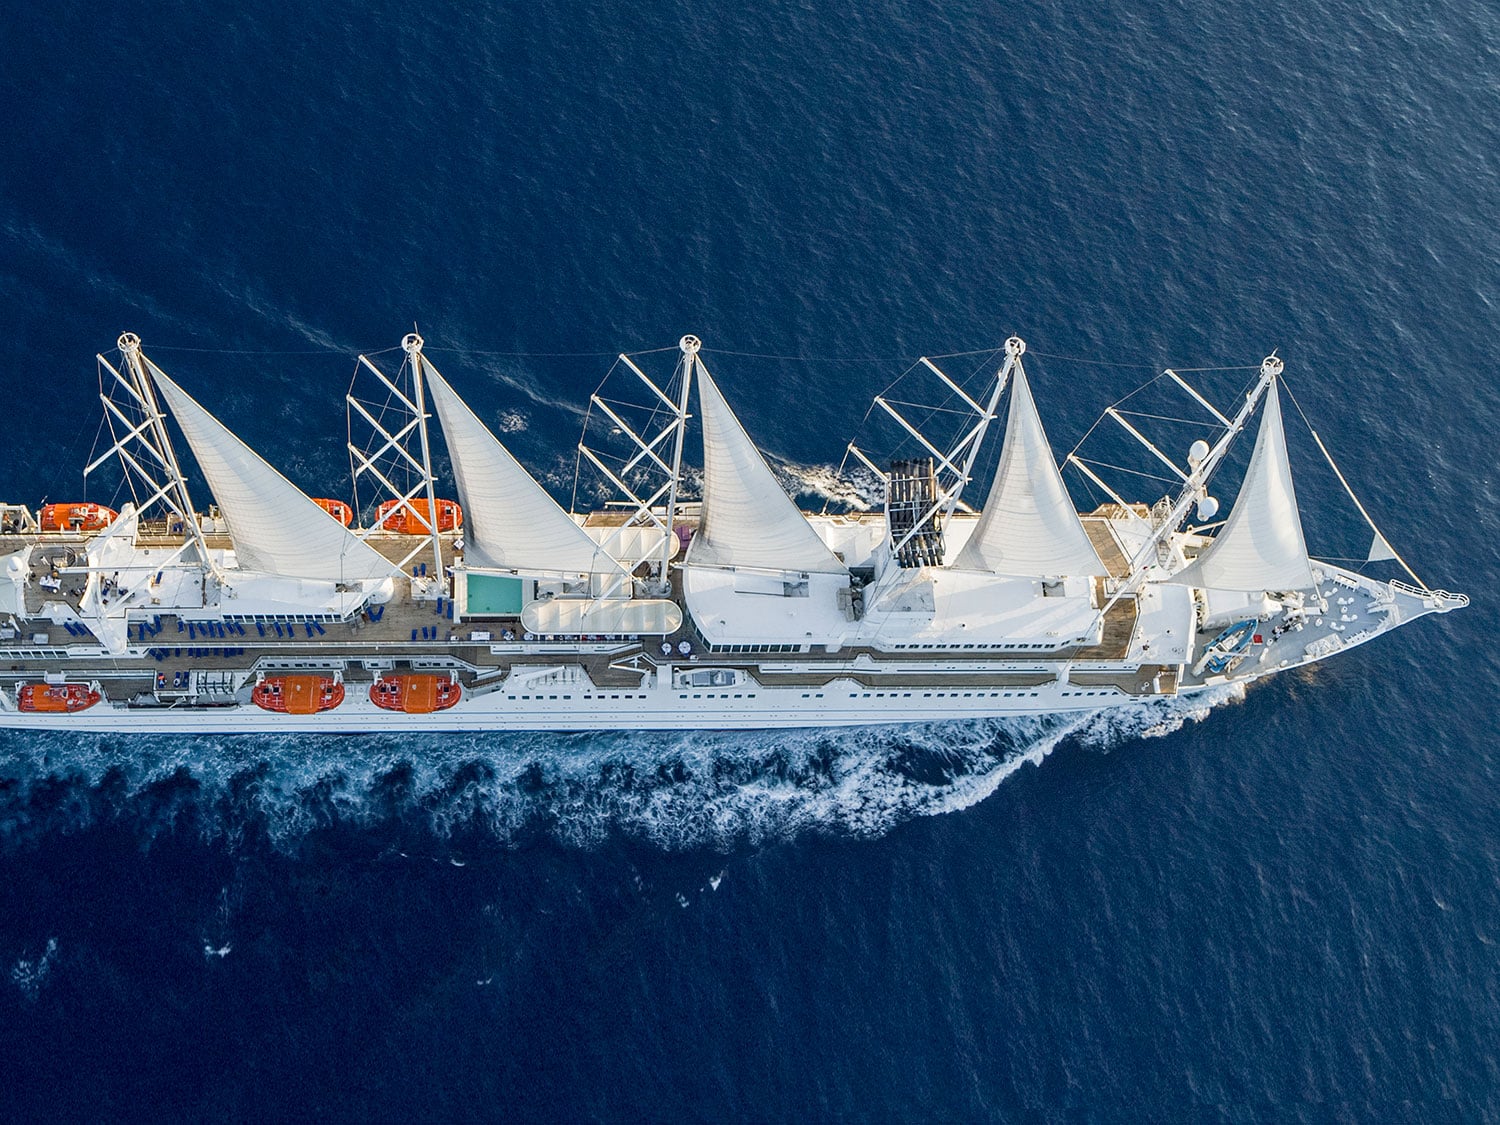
889,642,1067,651
706,644,801,654
496,689,1117,702
510,693,650,701
854,690,1043,699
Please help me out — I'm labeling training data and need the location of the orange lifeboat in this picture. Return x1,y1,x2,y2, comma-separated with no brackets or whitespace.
252,674,345,715
18,682,102,713
376,498,462,535
311,498,353,527
39,502,117,532
369,674,462,714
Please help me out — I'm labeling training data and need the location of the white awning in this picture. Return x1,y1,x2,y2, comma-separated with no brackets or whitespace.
952,364,1106,578
149,360,395,584
1167,380,1314,592
521,597,682,635
583,524,678,564
685,365,847,575
422,360,626,580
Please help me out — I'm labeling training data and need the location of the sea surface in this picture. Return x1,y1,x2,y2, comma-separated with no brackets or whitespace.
1,0,1497,1120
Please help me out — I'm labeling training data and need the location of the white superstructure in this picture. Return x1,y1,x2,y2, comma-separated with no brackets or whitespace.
0,331,1465,732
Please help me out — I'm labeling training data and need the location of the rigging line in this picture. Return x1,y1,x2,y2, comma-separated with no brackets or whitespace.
1066,364,1262,462
926,346,1009,361
700,348,904,363
839,355,928,443
1069,457,1181,485
1113,410,1221,427
573,355,627,514
61,417,102,491
1029,349,1262,372
879,399,981,418
83,412,111,483
619,344,688,358
1279,377,1429,591
427,345,665,359
1170,364,1263,372
144,343,402,356
1064,371,1174,458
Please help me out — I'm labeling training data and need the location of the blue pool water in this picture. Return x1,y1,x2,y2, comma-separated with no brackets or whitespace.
1,0,1496,1118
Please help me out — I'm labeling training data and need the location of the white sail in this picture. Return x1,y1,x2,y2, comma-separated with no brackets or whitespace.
148,361,395,583
1169,380,1314,592
685,366,847,575
1367,532,1398,564
421,360,622,579
952,364,1106,577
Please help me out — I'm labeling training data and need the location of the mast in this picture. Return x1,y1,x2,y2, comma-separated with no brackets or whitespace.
943,336,1021,524
402,332,445,582
1149,354,1283,573
867,339,1021,566
115,333,217,577
575,341,694,593
658,335,698,591
1095,354,1283,616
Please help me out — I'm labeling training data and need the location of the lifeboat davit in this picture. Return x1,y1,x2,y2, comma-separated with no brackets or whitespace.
252,674,345,715
369,674,462,714
18,682,102,713
39,502,117,532
376,498,462,535
311,498,353,527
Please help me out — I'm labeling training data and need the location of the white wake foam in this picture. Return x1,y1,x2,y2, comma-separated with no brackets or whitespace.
0,687,1242,852
10,937,57,1001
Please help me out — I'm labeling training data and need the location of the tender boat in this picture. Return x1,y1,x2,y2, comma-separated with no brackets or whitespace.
251,674,345,715
376,498,461,535
18,682,102,713
369,674,462,714
39,502,116,532
311,498,353,527
1194,619,1260,676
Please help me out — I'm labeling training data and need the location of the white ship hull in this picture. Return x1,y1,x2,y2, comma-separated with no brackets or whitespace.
0,334,1463,736
0,681,1124,734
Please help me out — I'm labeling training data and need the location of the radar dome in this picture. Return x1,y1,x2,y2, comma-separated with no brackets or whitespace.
1188,439,1211,465
1196,496,1220,521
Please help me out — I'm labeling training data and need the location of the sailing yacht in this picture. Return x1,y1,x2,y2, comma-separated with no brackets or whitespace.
0,331,1465,731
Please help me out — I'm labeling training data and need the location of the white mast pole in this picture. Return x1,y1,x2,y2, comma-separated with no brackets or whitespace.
1095,354,1282,619
403,332,445,583
1149,354,1284,568
658,335,697,593
942,335,1022,523
117,332,218,578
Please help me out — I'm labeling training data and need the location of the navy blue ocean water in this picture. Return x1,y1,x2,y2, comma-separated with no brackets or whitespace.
2,0,1497,1118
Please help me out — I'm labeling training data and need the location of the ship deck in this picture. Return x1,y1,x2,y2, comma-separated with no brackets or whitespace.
0,527,1149,705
